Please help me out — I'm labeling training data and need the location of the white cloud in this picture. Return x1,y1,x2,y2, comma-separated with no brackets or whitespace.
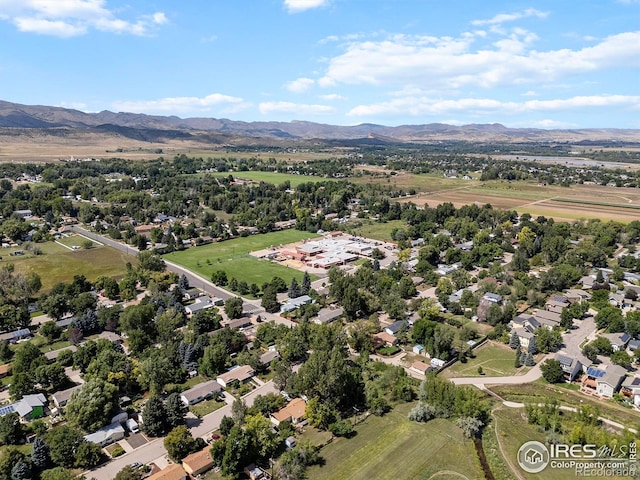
284,0,329,13
259,101,335,115
347,94,640,118
112,94,249,115
286,77,315,93
530,119,576,128
0,0,167,37
201,34,218,43
318,30,640,91
472,8,548,26
319,93,346,101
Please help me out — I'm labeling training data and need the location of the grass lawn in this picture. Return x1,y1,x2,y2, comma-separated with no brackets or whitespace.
164,230,319,287
3,243,134,293
202,171,336,187
491,406,631,480
445,341,525,378
489,381,640,429
189,398,226,418
346,219,407,242
56,234,99,249
307,403,483,480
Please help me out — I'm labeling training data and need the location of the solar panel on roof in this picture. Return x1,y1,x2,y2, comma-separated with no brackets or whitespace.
556,355,572,366
0,405,15,416
587,367,606,378
11,329,30,338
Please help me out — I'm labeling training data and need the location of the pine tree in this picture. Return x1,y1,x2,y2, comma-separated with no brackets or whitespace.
31,436,50,471
509,331,521,349
11,462,32,480
528,335,538,354
514,347,522,368
288,278,301,299
301,271,311,295
165,393,188,429
525,353,536,366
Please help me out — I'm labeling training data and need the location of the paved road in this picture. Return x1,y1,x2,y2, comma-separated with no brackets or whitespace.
71,226,234,301
87,380,278,480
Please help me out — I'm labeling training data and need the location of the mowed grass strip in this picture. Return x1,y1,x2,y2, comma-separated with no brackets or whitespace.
4,243,134,292
445,342,523,378
164,230,320,287
307,404,483,480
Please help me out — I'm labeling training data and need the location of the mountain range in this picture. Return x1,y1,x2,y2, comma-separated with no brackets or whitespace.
0,99,639,144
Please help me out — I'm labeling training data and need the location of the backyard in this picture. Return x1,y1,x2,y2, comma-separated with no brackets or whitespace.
164,230,319,287
445,341,529,378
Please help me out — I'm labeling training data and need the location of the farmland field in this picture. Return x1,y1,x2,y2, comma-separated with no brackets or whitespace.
1,243,133,292
164,230,320,287
307,403,483,480
388,178,640,222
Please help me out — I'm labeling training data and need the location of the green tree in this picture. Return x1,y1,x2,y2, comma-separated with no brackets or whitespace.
261,285,280,313
163,426,203,462
165,393,188,429
114,466,143,480
0,412,23,446
611,350,632,369
224,297,243,319
141,395,169,437
45,425,84,469
540,359,564,383
65,378,119,431
73,441,102,469
31,436,51,471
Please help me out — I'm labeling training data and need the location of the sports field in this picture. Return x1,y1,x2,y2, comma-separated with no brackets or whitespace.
1,242,133,292
164,230,319,287
307,403,483,480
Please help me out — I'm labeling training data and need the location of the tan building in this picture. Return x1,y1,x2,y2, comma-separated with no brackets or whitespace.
147,464,188,480
270,398,307,427
182,447,215,476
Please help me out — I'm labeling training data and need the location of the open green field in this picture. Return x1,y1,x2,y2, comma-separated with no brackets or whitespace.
492,406,632,480
346,219,406,242
56,234,100,248
164,230,319,287
1,243,133,292
190,398,225,418
445,342,526,378
352,172,480,193
307,403,483,480
196,170,336,187
489,381,640,429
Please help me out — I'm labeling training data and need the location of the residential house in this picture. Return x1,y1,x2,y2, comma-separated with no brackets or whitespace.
516,330,535,350
621,376,640,406
411,360,431,375
582,365,627,398
545,299,568,314
270,398,307,427
182,447,215,476
83,422,125,447
224,317,253,330
180,380,222,406
628,339,640,352
565,289,592,303
147,464,189,480
185,296,216,316
384,320,408,336
98,331,123,344
483,292,503,304
183,288,202,301
52,385,81,408
373,331,397,347
0,393,47,420
555,353,587,382
259,350,280,366
534,309,562,325
280,295,313,313
601,332,631,352
216,365,254,388
313,307,344,325
0,363,11,378
0,328,31,344
580,276,596,289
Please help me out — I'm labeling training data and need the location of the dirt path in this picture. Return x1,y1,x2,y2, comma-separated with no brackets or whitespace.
426,471,471,480
492,405,527,480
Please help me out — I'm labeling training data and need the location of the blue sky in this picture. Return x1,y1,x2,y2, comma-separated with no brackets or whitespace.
0,0,638,128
